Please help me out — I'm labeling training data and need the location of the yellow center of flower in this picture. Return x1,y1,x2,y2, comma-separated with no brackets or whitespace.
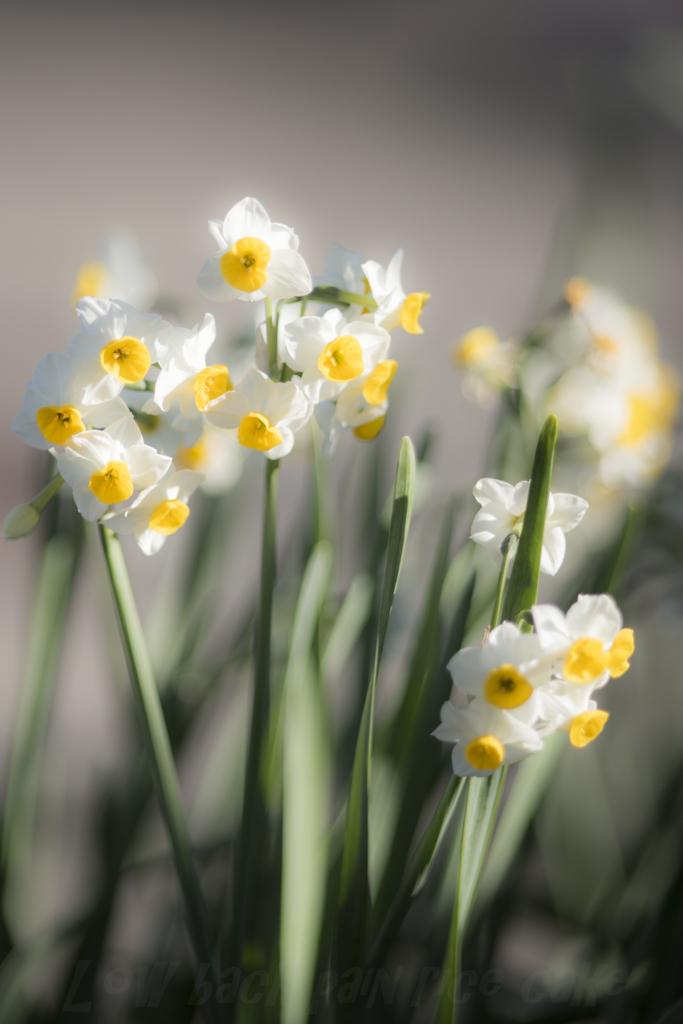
88,460,134,504
194,365,232,411
464,735,505,771
483,664,533,709
360,276,373,316
569,710,609,748
149,499,190,535
400,292,430,334
237,412,283,452
619,380,680,447
318,336,364,382
593,334,619,355
454,327,500,367
562,638,609,684
175,437,207,470
353,416,386,441
220,237,271,292
100,337,151,384
362,360,398,406
71,260,108,307
36,404,85,444
605,628,634,677
564,277,591,307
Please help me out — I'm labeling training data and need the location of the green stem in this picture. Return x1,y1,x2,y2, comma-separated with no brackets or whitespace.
489,533,518,629
31,474,64,514
98,527,222,1024
305,285,378,310
232,457,279,971
265,297,278,371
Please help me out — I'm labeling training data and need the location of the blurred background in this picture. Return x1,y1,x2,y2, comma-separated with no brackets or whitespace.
4,0,683,1018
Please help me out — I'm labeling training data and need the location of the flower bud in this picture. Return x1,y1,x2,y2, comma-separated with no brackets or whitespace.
2,504,40,540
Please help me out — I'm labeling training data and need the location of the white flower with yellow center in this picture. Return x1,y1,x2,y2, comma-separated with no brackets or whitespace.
433,698,544,778
54,414,171,521
452,326,519,407
471,478,588,576
174,424,244,495
197,197,312,303
532,593,634,687
564,278,658,378
70,227,158,311
145,313,232,422
68,298,171,404
12,352,130,451
283,309,390,403
447,621,551,713
315,358,399,457
362,249,429,334
103,469,204,556
125,390,203,457
204,368,311,460
527,679,610,748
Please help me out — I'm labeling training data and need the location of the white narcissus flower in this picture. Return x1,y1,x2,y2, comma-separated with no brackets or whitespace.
12,352,129,451
526,678,609,748
197,197,312,304
174,424,244,495
204,368,311,460
470,478,588,576
362,249,429,334
447,621,551,713
282,309,390,403
70,227,158,312
532,593,634,686
68,298,171,404
146,313,230,422
314,358,398,458
54,414,171,521
433,697,544,777
564,278,658,380
103,469,205,555
452,326,519,408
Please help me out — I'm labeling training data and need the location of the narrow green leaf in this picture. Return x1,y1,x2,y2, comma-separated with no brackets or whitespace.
321,573,373,685
335,438,416,987
501,414,558,623
434,771,505,1024
281,542,333,1024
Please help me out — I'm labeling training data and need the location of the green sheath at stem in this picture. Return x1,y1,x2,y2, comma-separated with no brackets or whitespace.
98,527,223,1024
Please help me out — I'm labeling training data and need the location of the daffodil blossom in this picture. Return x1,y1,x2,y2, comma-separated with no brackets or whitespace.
470,478,588,576
54,414,171,521
362,249,429,334
452,326,518,407
433,698,544,777
314,359,398,458
126,390,203,457
282,309,390,403
103,468,205,555
68,298,172,404
447,621,551,714
197,197,312,303
146,313,230,422
71,227,158,311
526,678,609,747
532,593,634,686
12,352,130,451
564,278,658,379
174,424,244,495
204,368,311,459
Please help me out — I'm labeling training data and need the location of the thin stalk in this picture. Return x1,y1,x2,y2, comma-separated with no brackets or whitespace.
265,297,278,371
489,533,518,629
232,457,279,971
31,473,64,513
98,527,222,1024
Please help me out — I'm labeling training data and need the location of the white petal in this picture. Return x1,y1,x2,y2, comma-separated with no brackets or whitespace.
508,480,531,516
447,647,486,696
540,526,566,576
222,197,271,247
265,425,295,460
125,445,172,489
136,527,168,556
269,222,299,251
197,253,238,302
473,478,514,508
531,604,572,651
565,593,622,645
263,248,312,301
208,219,226,248
547,492,589,534
205,390,252,430
105,413,143,448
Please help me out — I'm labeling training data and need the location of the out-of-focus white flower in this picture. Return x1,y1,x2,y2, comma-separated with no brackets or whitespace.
197,197,312,303
564,278,657,380
282,309,390,403
125,390,203,457
433,697,544,777
54,414,171,521
103,468,204,555
175,424,244,495
68,298,171,404
145,313,231,422
70,228,158,312
362,249,429,334
447,621,550,711
532,593,634,684
204,368,311,460
12,352,129,451
452,326,518,407
470,478,588,576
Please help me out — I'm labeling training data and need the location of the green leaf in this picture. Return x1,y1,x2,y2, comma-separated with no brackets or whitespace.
501,414,558,623
321,573,374,685
334,437,416,986
281,542,333,1024
434,772,505,1024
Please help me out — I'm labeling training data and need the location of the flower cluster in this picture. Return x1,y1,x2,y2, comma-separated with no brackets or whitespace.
435,593,633,776
10,197,428,551
546,279,680,490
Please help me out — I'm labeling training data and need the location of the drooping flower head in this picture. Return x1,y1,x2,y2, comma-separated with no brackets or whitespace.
197,197,312,303
433,698,544,777
362,248,429,334
70,228,158,312
147,313,231,422
103,468,205,555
